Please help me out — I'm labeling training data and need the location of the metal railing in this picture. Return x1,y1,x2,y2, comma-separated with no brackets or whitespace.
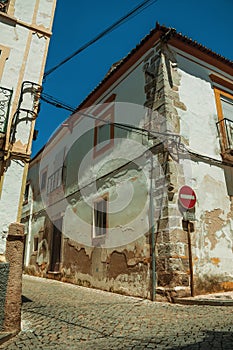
216,118,233,152
0,0,10,13
47,167,63,194
0,86,13,133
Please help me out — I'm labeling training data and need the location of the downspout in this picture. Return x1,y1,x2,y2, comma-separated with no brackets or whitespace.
25,186,33,267
187,221,194,297
150,154,156,301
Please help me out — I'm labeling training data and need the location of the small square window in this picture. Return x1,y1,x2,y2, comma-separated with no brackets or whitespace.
97,123,111,145
93,94,116,158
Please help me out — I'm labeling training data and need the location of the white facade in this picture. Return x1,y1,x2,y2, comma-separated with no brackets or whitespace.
22,24,233,298
0,0,56,255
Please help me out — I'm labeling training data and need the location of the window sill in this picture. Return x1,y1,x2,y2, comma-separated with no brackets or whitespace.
92,235,106,247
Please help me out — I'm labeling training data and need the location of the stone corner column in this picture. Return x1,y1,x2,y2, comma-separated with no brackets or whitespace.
3,222,25,332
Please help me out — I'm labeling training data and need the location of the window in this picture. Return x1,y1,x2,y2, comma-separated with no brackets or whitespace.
24,182,30,204
0,0,10,13
40,170,47,191
93,94,116,157
214,84,233,195
215,88,233,154
93,196,108,237
34,236,39,252
97,123,111,145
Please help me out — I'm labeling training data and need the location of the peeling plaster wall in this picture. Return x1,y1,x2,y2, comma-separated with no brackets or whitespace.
22,46,164,299
22,40,233,298
167,48,233,293
60,237,151,299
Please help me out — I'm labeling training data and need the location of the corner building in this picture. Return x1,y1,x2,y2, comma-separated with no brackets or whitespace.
22,24,233,301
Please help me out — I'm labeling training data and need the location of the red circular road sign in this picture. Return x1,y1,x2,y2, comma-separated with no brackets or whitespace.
178,186,196,209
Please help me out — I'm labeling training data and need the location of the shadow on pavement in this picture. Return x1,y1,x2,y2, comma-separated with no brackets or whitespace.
21,295,33,303
167,330,233,350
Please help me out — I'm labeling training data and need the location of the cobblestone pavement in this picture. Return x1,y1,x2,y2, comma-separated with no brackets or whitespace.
1,275,233,350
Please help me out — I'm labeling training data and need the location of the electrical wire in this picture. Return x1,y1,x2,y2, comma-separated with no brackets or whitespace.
24,94,233,219
41,92,180,139
40,91,233,170
44,0,159,78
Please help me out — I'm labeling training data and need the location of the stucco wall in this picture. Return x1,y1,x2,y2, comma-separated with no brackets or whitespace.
22,40,233,298
0,0,56,254
167,48,233,293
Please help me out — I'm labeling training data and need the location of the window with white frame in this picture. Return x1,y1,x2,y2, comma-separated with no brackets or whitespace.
93,197,108,237
23,182,30,204
40,168,47,191
93,94,116,157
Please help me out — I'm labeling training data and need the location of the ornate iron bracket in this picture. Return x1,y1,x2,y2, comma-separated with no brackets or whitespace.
0,86,13,134
9,81,42,145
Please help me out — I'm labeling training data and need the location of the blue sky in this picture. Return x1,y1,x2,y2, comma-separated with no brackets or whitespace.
33,0,233,156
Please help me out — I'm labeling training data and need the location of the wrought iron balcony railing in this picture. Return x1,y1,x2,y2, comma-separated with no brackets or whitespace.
0,86,13,133
216,118,233,153
0,0,10,13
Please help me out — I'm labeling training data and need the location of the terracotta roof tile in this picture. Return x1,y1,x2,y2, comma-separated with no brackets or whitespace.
75,23,233,112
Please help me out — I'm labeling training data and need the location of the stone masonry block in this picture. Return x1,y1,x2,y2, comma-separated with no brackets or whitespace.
4,222,25,332
0,262,9,330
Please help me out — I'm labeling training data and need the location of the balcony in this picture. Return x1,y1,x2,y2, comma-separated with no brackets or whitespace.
0,0,9,13
0,86,12,135
216,118,233,156
47,167,63,194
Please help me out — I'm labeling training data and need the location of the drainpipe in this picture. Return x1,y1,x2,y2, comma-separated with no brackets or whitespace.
187,221,194,297
25,186,33,267
150,154,156,301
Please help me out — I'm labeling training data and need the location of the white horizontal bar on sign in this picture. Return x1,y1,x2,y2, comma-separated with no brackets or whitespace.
180,194,195,200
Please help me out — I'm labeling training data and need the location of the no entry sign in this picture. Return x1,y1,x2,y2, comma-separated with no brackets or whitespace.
178,186,196,210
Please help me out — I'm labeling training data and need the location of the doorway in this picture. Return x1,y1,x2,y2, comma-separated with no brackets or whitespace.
50,218,62,272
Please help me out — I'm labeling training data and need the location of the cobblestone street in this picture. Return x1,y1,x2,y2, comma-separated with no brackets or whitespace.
1,275,233,350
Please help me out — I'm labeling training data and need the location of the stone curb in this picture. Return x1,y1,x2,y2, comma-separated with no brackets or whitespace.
173,297,233,306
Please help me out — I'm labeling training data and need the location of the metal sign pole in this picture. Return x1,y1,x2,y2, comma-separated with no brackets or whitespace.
187,221,194,297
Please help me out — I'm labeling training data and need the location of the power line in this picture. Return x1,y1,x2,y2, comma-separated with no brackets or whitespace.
41,93,74,112
41,92,173,140
40,91,233,170
41,92,152,137
44,0,159,78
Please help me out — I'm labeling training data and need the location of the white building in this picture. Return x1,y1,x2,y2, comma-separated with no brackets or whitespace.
22,24,233,300
0,0,57,257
